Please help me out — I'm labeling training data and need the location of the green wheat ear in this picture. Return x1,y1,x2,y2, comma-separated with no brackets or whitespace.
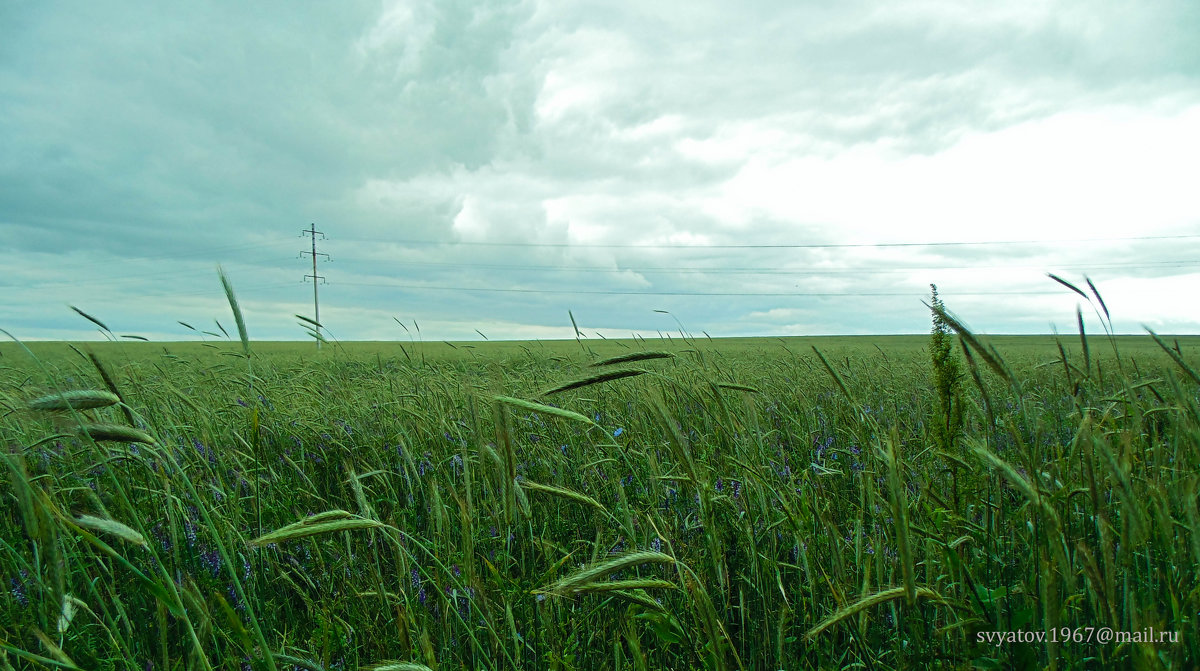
360,663,435,671
80,424,156,444
543,551,676,595
218,265,250,356
28,390,120,411
249,510,385,545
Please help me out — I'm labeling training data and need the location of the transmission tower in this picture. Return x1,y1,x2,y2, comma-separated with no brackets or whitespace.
300,224,329,348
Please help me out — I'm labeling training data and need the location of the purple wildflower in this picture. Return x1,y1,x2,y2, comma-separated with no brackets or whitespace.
10,570,29,607
200,548,223,577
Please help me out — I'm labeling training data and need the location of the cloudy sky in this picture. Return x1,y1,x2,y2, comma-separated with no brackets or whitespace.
2,1,1197,342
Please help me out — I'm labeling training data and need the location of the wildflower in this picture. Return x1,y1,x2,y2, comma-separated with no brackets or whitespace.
10,570,28,607
613,427,624,438
200,548,223,577
651,537,662,552
152,523,172,552
227,584,245,612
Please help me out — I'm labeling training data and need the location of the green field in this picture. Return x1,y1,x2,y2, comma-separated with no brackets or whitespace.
2,322,1199,668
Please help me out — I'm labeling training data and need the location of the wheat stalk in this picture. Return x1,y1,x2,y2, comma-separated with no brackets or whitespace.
494,395,600,429
589,351,674,367
519,480,606,512
807,586,947,639
74,515,146,546
545,551,676,595
80,424,155,444
541,369,646,395
28,390,120,411
250,511,384,545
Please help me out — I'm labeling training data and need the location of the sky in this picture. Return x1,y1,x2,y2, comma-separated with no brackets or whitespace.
2,0,1198,342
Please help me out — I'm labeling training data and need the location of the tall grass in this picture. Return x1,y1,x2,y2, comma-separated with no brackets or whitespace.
1,288,1197,669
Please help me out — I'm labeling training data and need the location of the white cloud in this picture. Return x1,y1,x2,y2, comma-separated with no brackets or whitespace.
3,1,1198,340
714,104,1200,243
354,1,437,76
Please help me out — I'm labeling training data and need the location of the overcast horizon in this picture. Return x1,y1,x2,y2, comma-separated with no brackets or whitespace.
3,1,1198,343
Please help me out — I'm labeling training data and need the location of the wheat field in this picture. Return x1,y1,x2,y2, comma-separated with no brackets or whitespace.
1,288,1197,669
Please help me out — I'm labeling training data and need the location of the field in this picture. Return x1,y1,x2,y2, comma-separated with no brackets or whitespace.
2,312,1199,669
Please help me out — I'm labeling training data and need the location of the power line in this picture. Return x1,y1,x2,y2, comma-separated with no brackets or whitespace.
334,280,1059,297
3,256,1189,295
9,239,298,275
373,258,1194,276
0,258,303,291
338,233,1200,250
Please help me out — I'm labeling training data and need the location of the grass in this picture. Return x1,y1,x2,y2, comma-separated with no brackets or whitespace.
1,302,1198,669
